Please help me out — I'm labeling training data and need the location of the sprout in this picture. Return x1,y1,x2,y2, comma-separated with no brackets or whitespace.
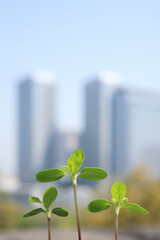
23,186,68,240
36,149,107,240
88,182,149,240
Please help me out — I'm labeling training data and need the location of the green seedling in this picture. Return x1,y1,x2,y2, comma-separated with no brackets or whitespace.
23,186,68,240
36,149,107,240
88,182,149,240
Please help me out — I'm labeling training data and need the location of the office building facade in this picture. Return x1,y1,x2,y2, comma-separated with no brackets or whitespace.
83,73,160,178
82,72,121,173
18,71,55,182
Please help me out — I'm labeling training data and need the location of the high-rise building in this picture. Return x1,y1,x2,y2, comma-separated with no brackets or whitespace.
18,71,55,182
111,89,129,175
82,71,122,173
83,72,160,178
125,89,160,176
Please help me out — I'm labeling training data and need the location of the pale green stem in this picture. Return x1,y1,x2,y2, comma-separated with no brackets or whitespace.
47,217,51,240
47,211,51,240
115,213,119,240
73,177,81,240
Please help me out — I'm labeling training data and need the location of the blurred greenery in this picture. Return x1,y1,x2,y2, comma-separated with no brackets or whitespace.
0,201,19,228
0,200,45,229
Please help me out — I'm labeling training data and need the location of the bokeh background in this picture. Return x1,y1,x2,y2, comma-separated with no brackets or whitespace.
0,1,160,239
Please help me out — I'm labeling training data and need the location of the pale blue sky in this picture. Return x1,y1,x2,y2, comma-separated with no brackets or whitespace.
0,0,160,173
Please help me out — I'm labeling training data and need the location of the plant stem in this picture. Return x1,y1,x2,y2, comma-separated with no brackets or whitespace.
73,181,81,240
47,217,51,240
115,213,119,240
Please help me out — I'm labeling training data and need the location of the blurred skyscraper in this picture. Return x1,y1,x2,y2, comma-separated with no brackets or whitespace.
82,72,160,178
111,89,129,175
126,89,160,176
112,88,160,176
82,71,122,174
18,71,55,182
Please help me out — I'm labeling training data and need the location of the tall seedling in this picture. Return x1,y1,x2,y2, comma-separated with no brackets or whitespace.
88,182,149,240
23,186,68,240
36,149,107,240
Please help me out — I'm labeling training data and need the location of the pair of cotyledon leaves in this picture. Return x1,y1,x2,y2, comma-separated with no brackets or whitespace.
23,186,68,218
36,149,107,182
88,182,149,215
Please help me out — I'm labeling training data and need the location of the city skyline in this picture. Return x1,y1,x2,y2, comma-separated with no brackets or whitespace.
16,70,160,184
2,69,160,176
1,1,160,174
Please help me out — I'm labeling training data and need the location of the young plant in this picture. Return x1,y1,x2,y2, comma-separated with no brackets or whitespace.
36,149,107,240
88,182,149,240
23,186,68,240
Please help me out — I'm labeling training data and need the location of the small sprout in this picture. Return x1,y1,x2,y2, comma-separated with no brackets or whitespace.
88,182,149,240
36,149,107,184
24,186,68,240
36,149,107,240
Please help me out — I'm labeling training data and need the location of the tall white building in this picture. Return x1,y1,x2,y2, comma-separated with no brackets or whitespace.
82,71,122,173
112,88,160,176
111,89,129,175
126,89,160,176
83,72,160,178
18,71,55,182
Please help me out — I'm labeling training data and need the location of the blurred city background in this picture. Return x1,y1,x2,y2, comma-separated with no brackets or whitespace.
0,1,160,239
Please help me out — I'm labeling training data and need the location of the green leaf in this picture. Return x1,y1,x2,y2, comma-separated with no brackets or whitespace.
79,167,107,180
88,199,112,212
67,149,85,176
120,198,128,206
111,182,127,203
51,207,68,217
23,208,45,217
36,169,65,182
60,166,69,172
43,187,57,208
28,196,41,204
123,203,149,215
